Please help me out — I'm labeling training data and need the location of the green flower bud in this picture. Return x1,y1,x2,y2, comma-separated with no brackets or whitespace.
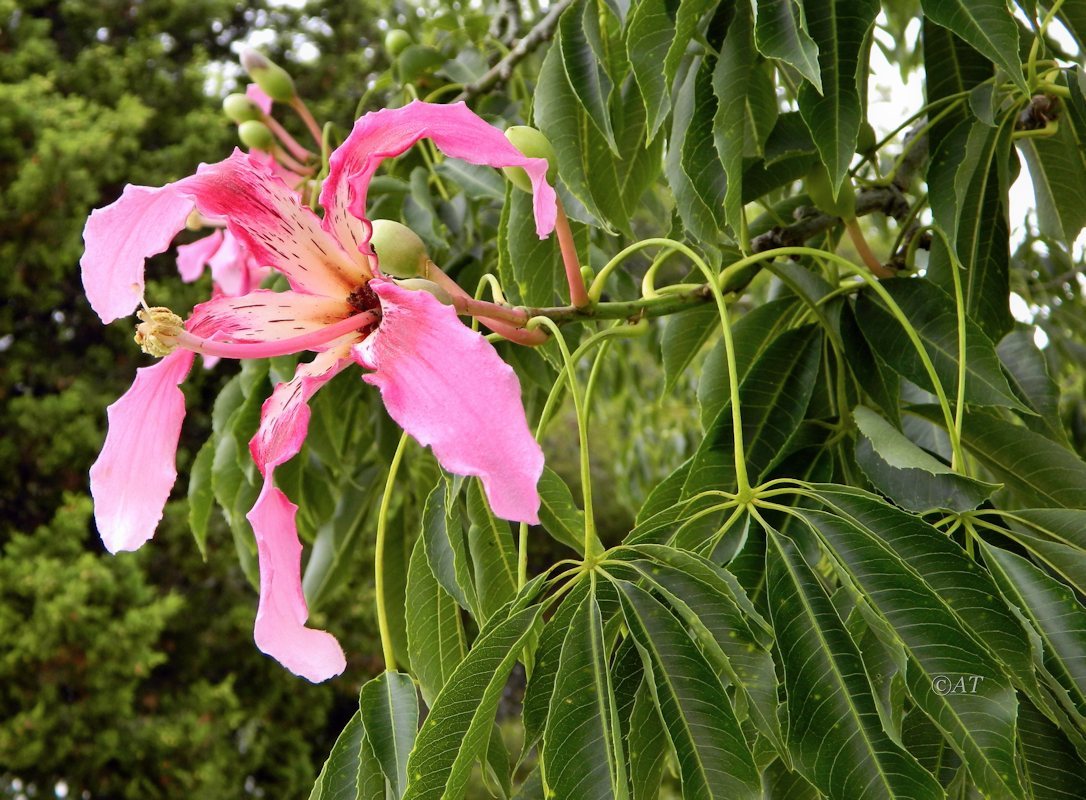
394,278,453,305
238,120,275,152
240,48,296,103
805,162,856,219
384,29,412,58
369,219,430,279
222,92,263,123
502,126,558,192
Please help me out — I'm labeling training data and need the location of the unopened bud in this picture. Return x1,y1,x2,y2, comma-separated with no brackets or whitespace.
238,120,275,152
223,92,263,123
395,278,453,305
369,220,430,279
240,48,296,103
134,307,184,357
502,126,558,192
384,29,412,58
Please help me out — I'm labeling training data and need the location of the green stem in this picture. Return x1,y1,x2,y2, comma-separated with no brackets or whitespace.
931,226,971,476
375,433,410,671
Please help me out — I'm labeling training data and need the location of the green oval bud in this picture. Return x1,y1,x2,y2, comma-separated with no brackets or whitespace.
384,29,412,58
395,44,445,83
502,126,558,192
369,219,430,279
238,120,275,151
240,48,296,103
805,162,856,219
223,92,263,123
855,121,877,155
394,278,453,305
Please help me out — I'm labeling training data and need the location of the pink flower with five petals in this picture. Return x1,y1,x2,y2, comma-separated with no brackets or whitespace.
81,101,556,682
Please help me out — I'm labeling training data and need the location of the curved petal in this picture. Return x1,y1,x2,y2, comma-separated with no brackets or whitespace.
186,289,354,343
90,349,194,552
247,478,346,682
250,345,353,475
321,101,557,253
354,280,543,523
176,229,224,283
186,150,366,296
246,83,273,114
207,230,266,297
81,183,196,324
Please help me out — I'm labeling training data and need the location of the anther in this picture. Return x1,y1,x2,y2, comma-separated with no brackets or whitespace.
134,307,184,357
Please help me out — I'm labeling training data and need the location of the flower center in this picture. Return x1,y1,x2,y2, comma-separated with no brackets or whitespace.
346,282,380,313
134,307,184,356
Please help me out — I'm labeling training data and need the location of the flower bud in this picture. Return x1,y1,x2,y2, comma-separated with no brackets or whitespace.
502,126,558,192
394,278,453,305
240,48,296,103
384,29,412,58
369,219,430,279
238,120,275,152
222,92,263,123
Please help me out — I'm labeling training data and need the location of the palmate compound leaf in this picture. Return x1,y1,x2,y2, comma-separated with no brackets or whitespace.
403,601,543,800
996,508,1086,597
614,579,761,800
764,526,943,799
792,497,1025,799
852,404,999,513
540,587,629,799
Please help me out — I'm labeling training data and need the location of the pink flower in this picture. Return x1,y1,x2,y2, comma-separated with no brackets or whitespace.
82,101,557,682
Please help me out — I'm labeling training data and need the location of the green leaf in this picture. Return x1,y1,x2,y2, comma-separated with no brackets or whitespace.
1016,696,1086,800
981,542,1086,719
465,479,518,622
1020,110,1086,248
795,503,1025,799
627,677,670,800
501,186,562,307
855,277,1026,410
752,0,822,91
541,590,628,798
434,160,504,200
303,473,380,612
911,407,1086,509
919,0,1027,94
187,436,215,559
998,326,1071,445
625,0,677,138
921,20,993,149
765,528,943,799
999,508,1086,596
559,0,617,151
852,405,999,512
662,303,718,393
536,466,586,555
926,118,1014,341
404,604,542,800
796,0,879,193
684,326,822,499
420,481,476,614
698,297,801,428
615,580,760,799
406,537,466,706
308,712,385,800
839,301,901,426
359,671,419,799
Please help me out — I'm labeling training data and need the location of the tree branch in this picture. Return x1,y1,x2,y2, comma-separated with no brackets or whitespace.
455,0,574,102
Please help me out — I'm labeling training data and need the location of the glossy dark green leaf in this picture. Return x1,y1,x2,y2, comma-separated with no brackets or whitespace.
926,118,1013,341
911,407,1086,509
921,20,992,149
684,326,822,498
998,508,1086,596
308,712,385,800
752,0,822,91
998,326,1071,446
839,301,901,426
852,405,999,513
765,529,942,799
359,671,419,799
501,186,562,307
420,481,476,614
625,0,677,137
406,537,466,706
615,579,761,799
1020,109,1086,248
855,277,1026,410
303,473,380,612
559,0,617,151
187,436,215,559
794,504,1024,799
465,480,517,622
403,604,542,800
536,466,586,555
662,303,718,393
541,591,628,798
796,0,879,193
1016,695,1086,800
919,0,1027,93
627,677,669,800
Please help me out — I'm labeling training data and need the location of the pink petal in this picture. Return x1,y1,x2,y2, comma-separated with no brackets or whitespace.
207,230,266,297
246,83,274,114
250,345,352,475
321,100,558,254
249,149,307,190
176,229,225,283
354,280,543,523
81,183,196,324
247,478,347,682
90,349,194,553
186,289,354,343
186,150,366,297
